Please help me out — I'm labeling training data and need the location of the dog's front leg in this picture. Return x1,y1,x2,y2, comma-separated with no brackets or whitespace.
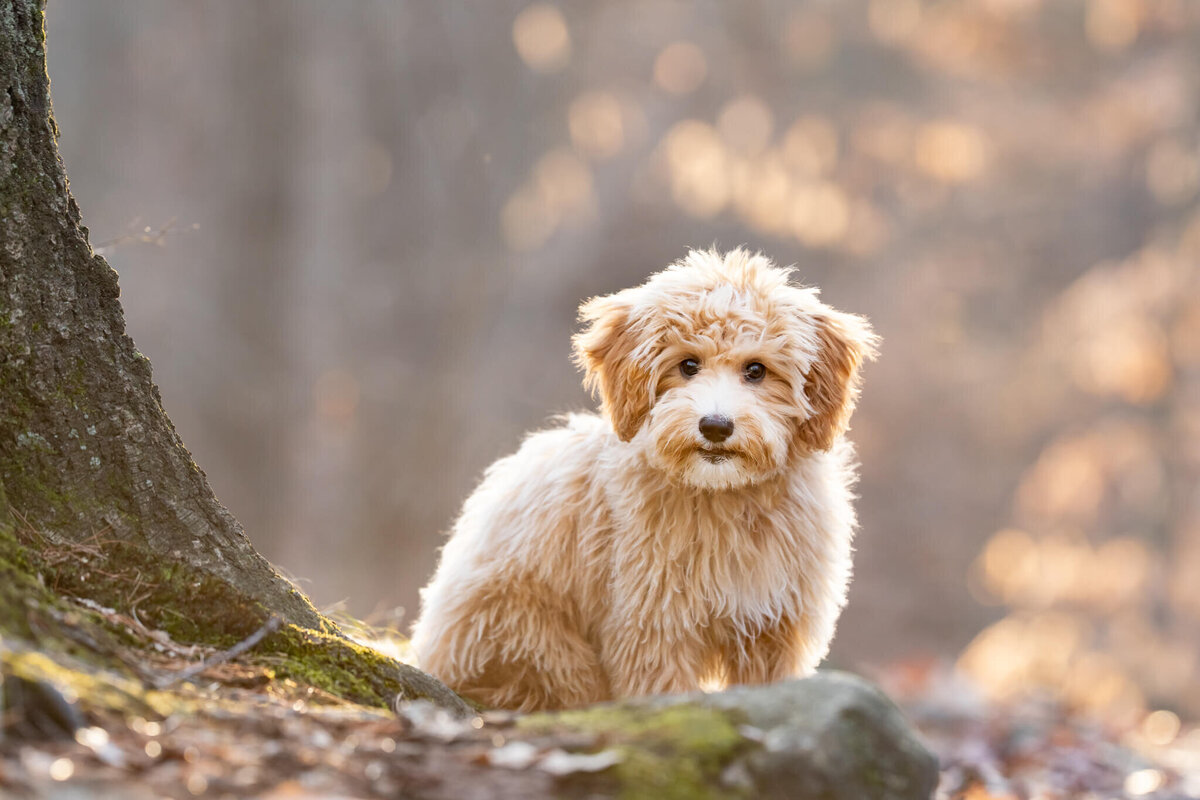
599,618,708,699
725,616,809,687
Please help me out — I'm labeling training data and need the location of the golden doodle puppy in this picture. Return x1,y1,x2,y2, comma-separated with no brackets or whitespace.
412,248,878,711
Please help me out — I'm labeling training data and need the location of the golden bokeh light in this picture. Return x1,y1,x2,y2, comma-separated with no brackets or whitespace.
512,4,571,73
1045,248,1186,403
959,611,1146,721
1062,650,1144,718
186,773,209,796
1016,438,1105,522
49,758,75,782
1125,769,1165,797
913,121,989,183
502,149,594,251
1034,535,1090,607
978,0,1042,20
976,523,1152,611
1073,316,1171,403
652,106,874,249
731,151,794,235
653,41,708,95
1092,538,1150,610
958,613,1082,698
909,4,986,77
532,148,594,215
790,180,851,247
979,528,1038,601
1169,531,1200,617
1141,710,1181,747
1086,0,1141,53
868,0,922,45
662,119,730,218
782,116,840,177
717,95,775,156
568,91,625,159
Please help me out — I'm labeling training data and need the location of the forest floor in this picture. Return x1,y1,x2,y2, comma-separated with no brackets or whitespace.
2,609,1197,800
1,508,1195,799
882,662,1199,800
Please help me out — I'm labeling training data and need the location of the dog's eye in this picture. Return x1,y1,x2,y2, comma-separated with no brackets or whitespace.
679,358,701,378
743,362,767,383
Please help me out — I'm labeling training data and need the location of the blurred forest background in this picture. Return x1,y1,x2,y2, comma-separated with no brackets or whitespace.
43,0,1200,722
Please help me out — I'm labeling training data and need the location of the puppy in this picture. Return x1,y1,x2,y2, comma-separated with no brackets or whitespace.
411,248,878,711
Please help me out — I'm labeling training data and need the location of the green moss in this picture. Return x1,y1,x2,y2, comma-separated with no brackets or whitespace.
0,644,322,722
0,519,46,639
0,495,167,679
260,625,412,707
2,440,458,714
4,518,454,711
15,533,264,648
0,476,58,639
0,516,412,711
0,359,106,523
521,702,749,800
2,647,176,719
838,707,890,791
0,461,74,516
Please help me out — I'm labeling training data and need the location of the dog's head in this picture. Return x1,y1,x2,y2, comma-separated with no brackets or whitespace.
573,248,878,489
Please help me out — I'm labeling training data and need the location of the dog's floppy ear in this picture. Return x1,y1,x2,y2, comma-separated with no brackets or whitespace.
795,309,879,452
573,292,655,442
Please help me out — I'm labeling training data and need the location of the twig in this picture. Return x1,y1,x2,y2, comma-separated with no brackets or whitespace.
92,217,198,256
150,615,283,690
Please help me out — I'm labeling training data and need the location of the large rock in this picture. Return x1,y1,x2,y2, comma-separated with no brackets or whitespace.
696,672,939,799
513,671,939,800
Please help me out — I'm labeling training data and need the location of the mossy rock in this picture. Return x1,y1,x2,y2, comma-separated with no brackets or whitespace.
521,701,750,800
519,673,938,800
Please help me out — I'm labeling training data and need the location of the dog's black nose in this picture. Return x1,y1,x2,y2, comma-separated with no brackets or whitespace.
699,415,734,443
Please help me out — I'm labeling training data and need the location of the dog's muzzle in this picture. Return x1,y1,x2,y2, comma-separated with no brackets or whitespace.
698,447,737,463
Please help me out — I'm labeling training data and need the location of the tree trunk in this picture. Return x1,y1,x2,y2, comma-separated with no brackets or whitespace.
0,2,329,630
0,0,467,715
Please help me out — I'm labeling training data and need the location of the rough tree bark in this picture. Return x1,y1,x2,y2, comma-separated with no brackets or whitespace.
0,3,324,626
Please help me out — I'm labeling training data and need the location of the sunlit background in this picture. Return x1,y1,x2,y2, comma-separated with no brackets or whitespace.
45,1,1200,722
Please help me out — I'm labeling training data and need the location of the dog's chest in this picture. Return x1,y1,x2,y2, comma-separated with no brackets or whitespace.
608,493,807,627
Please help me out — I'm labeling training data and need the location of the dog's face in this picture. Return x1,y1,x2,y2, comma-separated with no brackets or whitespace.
574,249,878,489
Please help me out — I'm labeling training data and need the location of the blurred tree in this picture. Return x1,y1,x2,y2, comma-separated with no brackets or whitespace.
203,3,300,562
0,2,322,631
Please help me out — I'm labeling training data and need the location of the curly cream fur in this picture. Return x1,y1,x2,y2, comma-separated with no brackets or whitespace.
411,248,879,711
